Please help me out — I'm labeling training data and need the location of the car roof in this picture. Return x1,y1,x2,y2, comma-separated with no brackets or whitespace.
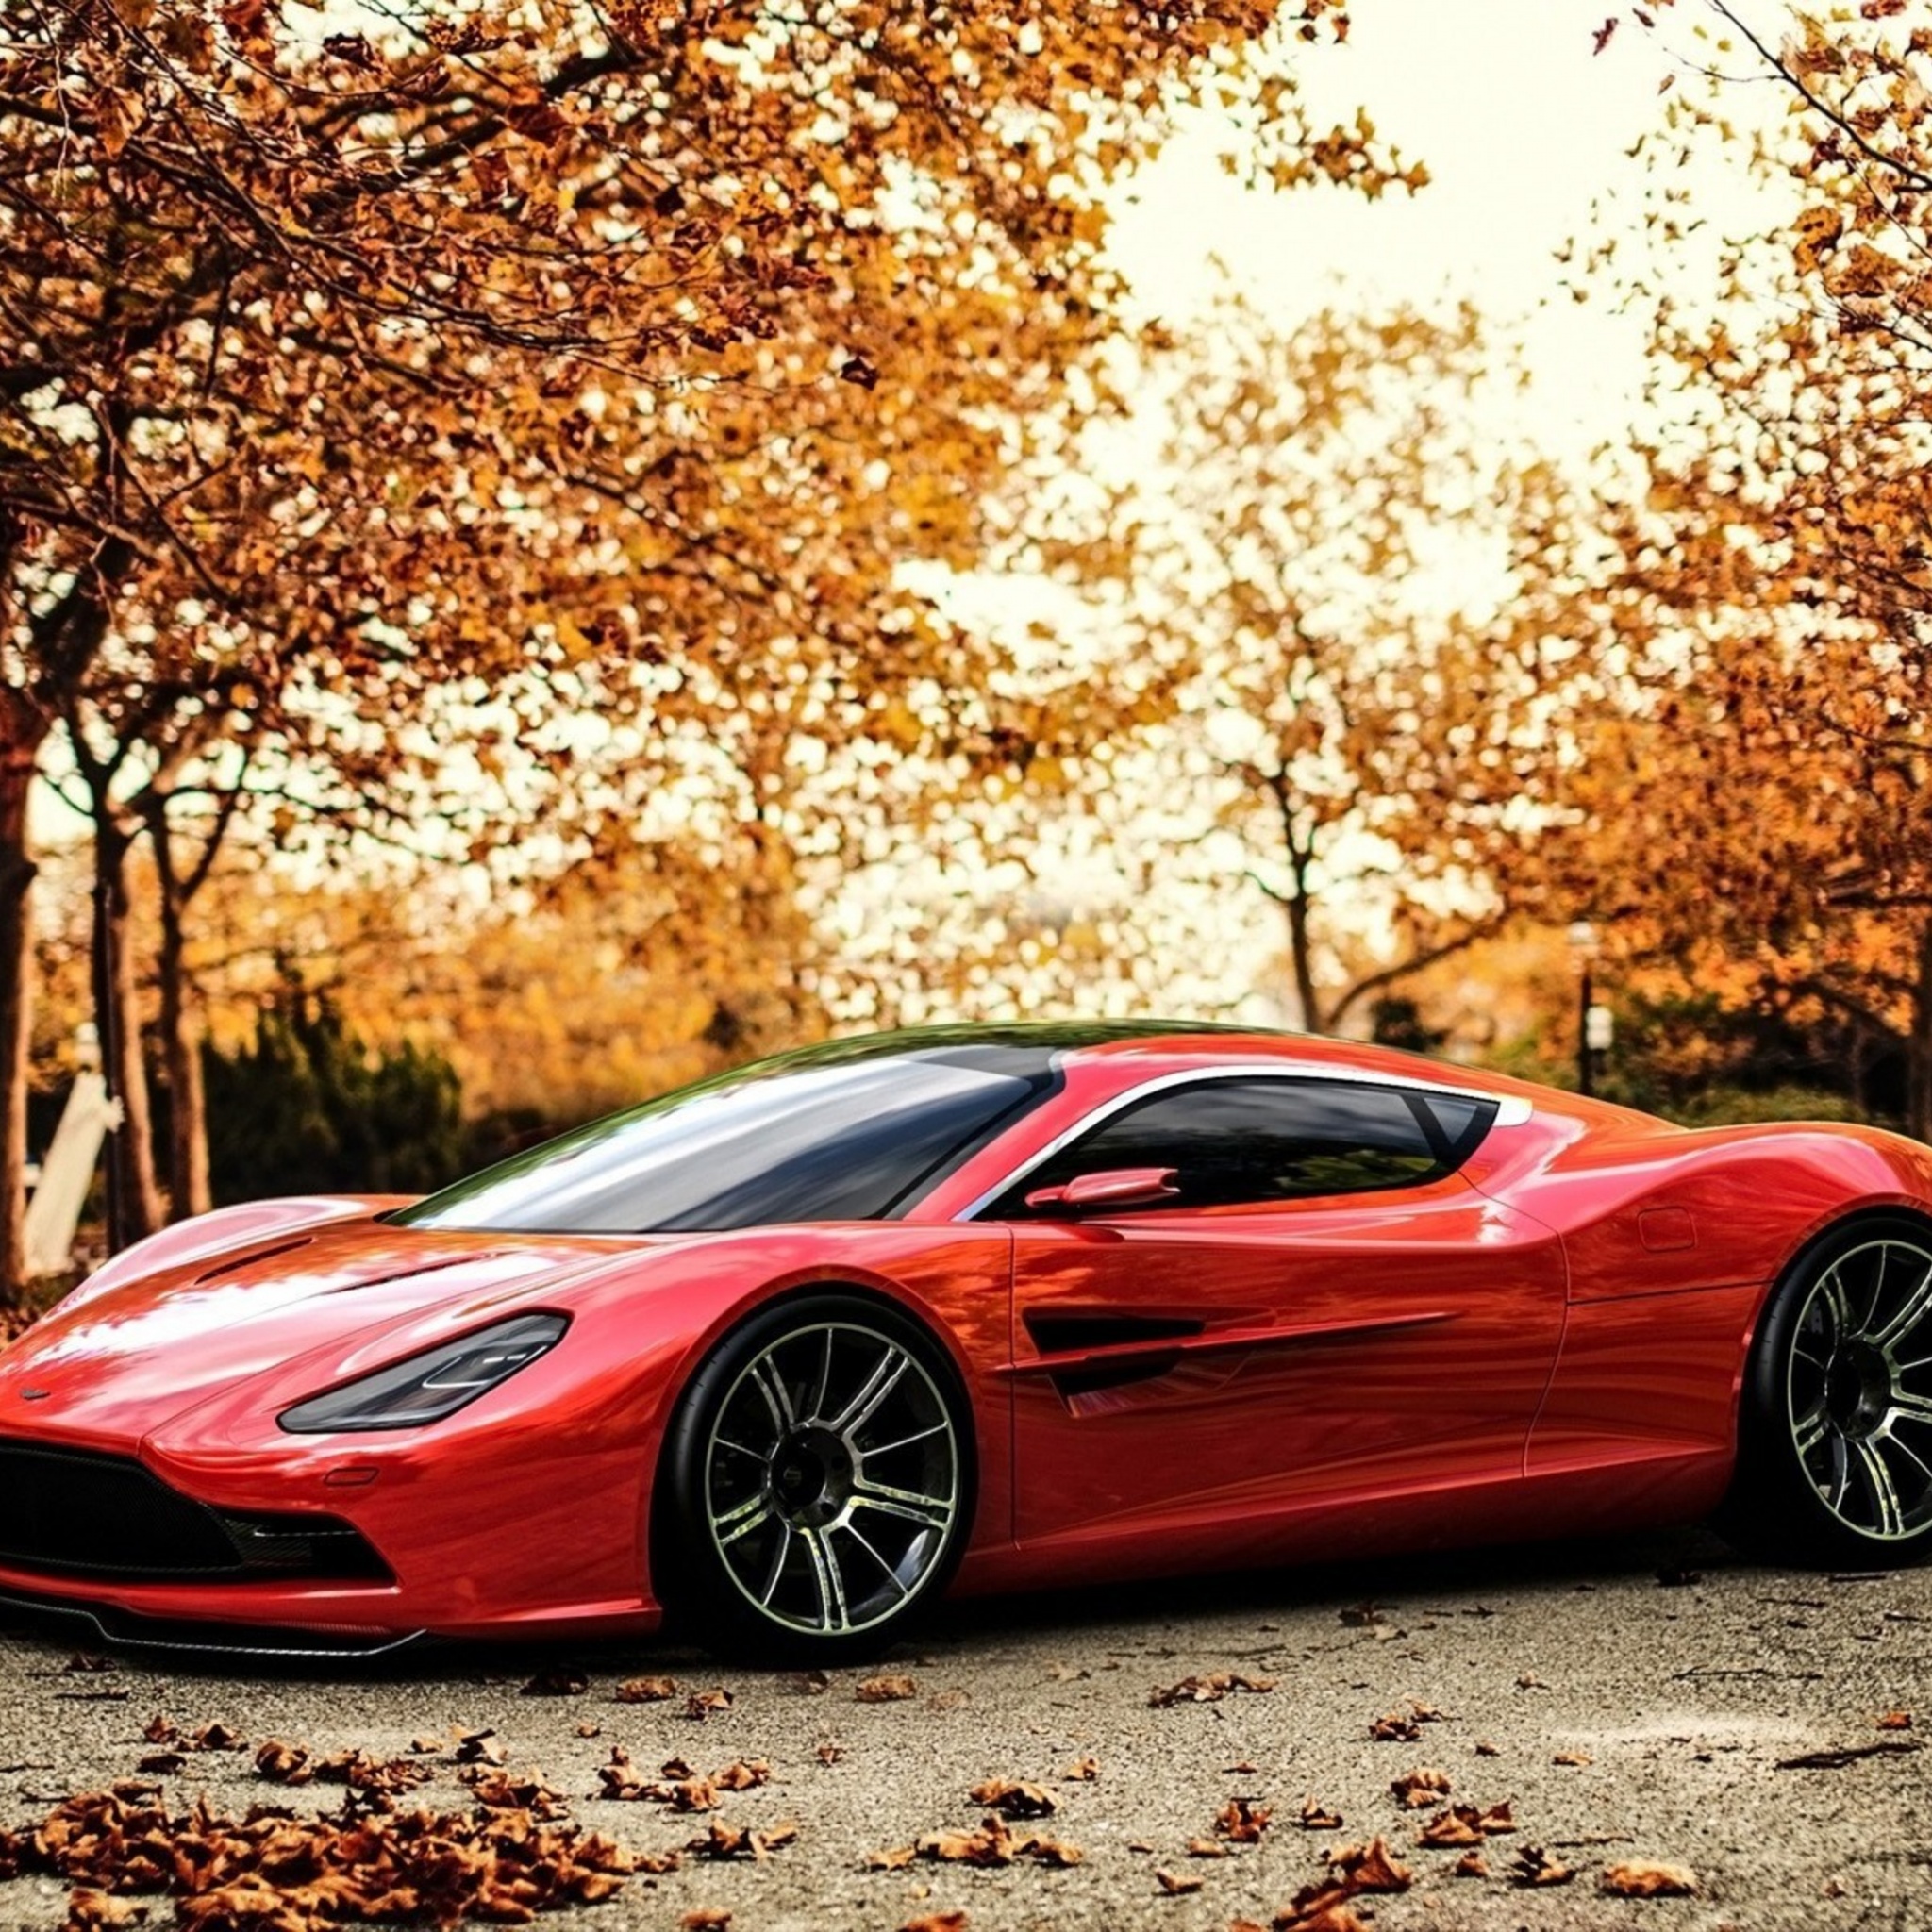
801,1021,1547,1108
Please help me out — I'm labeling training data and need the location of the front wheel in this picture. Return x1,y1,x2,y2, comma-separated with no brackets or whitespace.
1723,1216,1932,1565
655,1293,974,1662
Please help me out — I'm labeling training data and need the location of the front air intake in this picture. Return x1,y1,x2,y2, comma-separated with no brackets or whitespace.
0,1441,390,1583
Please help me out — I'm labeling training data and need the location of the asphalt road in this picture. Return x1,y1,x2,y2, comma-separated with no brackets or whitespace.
2,1528,1928,1932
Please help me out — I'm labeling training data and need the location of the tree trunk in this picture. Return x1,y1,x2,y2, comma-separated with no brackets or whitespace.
0,694,44,1302
155,879,210,1220
91,825,164,1245
1285,883,1322,1034
1909,923,1932,1146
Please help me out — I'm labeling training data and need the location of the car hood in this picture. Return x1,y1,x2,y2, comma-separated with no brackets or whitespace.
0,1211,645,1446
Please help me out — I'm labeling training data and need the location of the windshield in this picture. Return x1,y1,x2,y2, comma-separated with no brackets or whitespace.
391,1041,1058,1233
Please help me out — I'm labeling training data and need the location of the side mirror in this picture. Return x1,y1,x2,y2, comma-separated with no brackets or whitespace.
1024,1166,1180,1212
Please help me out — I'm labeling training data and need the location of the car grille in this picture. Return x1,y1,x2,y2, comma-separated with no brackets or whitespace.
0,1440,391,1583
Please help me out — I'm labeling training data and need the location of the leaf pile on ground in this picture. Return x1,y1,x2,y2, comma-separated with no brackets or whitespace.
0,1785,639,1931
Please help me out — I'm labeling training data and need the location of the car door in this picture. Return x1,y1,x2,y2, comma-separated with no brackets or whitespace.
984,1074,1566,1553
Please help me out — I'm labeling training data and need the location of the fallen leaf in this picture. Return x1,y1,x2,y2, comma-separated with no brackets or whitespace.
1474,1739,1500,1757
1150,1672,1276,1710
689,1819,796,1860
816,1741,843,1766
455,1730,508,1766
616,1677,677,1704
1299,1798,1344,1831
1390,1767,1451,1808
712,1760,770,1791
1369,1711,1420,1742
865,1844,918,1871
575,1723,602,1740
1327,1836,1413,1891
1877,1710,1912,1730
1601,1859,1698,1898
685,1690,734,1720
899,1916,968,1932
1061,1756,1100,1781
1552,1750,1592,1766
680,1912,731,1931
1155,1868,1202,1894
1185,1837,1228,1857
460,1766,571,1818
1453,1848,1489,1878
1511,1844,1575,1887
969,1779,1056,1820
1419,1807,1482,1848
857,1675,918,1704
1216,1797,1272,1843
252,1741,311,1786
136,1754,185,1776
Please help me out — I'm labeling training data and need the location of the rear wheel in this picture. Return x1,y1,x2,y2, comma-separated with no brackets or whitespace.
1724,1216,1932,1565
656,1293,973,1661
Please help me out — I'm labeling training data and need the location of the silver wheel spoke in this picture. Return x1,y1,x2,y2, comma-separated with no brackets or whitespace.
750,1358,796,1433
717,1498,773,1546
758,1524,792,1606
1890,1389,1932,1431
808,1328,835,1425
1818,1267,1855,1345
860,1421,950,1458
1854,1438,1907,1538
1886,1425,1932,1491
1793,1405,1830,1458
841,1517,909,1598
1874,1256,1932,1353
830,1345,908,1436
1825,1437,1852,1512
852,1479,954,1532
799,1525,849,1632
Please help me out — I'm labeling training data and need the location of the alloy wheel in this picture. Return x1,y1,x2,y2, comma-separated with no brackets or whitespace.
703,1320,960,1635
1787,1237,1932,1540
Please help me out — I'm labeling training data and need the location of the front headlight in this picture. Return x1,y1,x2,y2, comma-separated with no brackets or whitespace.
278,1313,569,1433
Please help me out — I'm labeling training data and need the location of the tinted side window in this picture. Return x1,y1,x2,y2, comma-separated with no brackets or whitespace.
991,1078,1497,1217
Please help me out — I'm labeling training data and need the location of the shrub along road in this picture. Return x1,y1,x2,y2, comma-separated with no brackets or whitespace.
0,1530,1926,1932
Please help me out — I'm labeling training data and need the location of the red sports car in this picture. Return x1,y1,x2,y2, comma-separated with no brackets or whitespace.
3,1022,1930,1661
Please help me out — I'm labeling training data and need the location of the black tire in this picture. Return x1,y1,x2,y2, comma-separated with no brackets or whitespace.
653,1291,975,1663
1720,1213,1932,1568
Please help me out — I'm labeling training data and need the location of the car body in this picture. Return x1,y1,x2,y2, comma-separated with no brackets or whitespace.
2,1021,1930,1658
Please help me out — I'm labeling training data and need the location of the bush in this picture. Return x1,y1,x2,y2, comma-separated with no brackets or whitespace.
203,987,466,1205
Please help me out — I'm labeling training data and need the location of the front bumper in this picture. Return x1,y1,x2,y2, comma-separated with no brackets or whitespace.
0,1415,669,1646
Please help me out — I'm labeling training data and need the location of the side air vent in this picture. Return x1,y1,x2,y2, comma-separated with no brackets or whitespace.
1024,1311,1205,1355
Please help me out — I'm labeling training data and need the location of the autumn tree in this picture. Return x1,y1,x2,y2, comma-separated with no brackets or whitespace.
3,0,1432,1290
1551,1,1932,1136
1103,288,1559,1032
